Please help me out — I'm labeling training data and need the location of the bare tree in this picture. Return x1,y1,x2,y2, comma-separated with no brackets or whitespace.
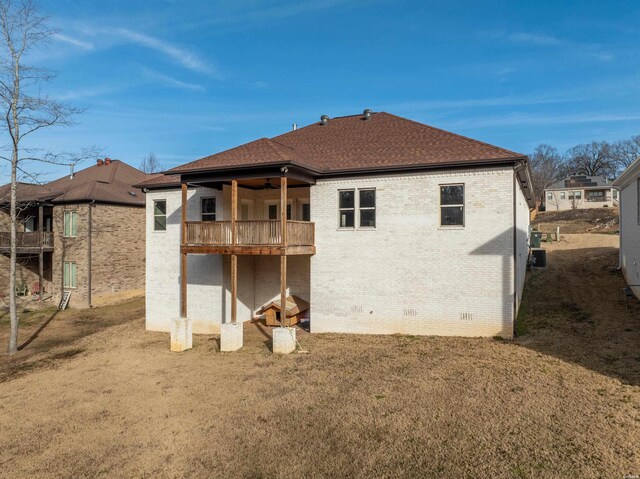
0,0,94,354
565,141,616,178
609,135,640,171
139,152,162,174
529,144,566,208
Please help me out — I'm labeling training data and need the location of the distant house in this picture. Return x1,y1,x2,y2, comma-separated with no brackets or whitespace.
0,159,149,308
544,175,616,211
138,111,535,351
613,158,640,299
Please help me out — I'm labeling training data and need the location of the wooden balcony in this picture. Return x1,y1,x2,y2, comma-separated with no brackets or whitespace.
182,220,315,255
0,231,54,253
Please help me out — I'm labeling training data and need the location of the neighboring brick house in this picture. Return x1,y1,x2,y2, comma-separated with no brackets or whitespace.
0,159,149,308
139,111,535,352
544,175,617,211
613,158,640,299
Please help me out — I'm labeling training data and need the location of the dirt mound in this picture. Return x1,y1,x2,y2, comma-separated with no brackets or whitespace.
533,208,618,234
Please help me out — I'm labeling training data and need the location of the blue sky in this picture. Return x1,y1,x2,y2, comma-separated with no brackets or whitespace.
13,0,640,180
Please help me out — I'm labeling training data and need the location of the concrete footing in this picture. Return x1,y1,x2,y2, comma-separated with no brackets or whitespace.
170,317,192,352
220,322,243,352
272,327,296,354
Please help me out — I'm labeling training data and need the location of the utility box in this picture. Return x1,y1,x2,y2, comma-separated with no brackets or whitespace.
531,248,547,268
530,232,543,248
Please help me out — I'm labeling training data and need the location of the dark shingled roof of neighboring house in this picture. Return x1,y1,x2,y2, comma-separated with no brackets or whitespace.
166,112,525,175
0,160,150,206
546,175,613,190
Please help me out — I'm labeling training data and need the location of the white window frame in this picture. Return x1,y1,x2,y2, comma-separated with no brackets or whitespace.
63,210,78,238
439,183,465,228
560,192,566,199
63,261,77,289
547,192,553,200
201,197,216,221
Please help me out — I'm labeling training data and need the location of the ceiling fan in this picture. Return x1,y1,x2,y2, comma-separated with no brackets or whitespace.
263,178,273,189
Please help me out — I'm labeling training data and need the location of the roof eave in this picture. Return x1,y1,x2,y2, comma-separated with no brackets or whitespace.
613,157,640,189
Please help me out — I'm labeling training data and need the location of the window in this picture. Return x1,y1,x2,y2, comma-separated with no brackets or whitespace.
440,184,464,227
338,190,355,227
301,203,311,222
63,262,76,288
547,192,553,200
587,190,604,201
560,192,566,199
240,203,250,220
63,211,78,237
201,197,216,221
338,189,376,228
359,189,376,227
268,204,278,220
575,192,582,200
286,204,292,220
154,200,166,231
613,189,618,199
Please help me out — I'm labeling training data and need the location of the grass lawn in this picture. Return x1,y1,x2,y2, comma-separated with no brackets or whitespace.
0,234,639,478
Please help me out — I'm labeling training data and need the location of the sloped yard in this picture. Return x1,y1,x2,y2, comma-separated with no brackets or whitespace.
0,234,639,478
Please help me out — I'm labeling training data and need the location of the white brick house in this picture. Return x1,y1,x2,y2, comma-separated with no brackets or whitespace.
138,111,535,350
613,158,640,299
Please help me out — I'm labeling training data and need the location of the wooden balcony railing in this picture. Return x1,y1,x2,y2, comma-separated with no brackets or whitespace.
185,220,314,247
0,231,54,249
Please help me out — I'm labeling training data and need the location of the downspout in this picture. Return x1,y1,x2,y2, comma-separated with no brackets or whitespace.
617,188,622,270
513,169,518,337
512,161,527,337
88,200,94,307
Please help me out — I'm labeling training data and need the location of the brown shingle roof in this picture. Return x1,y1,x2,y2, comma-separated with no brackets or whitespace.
168,112,524,175
0,160,151,206
0,182,60,203
135,173,182,189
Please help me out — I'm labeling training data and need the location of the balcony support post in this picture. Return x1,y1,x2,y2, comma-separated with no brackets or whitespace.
230,179,238,324
38,204,43,298
280,176,287,327
180,183,188,318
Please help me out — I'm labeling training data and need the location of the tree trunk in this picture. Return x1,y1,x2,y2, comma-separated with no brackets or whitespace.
8,145,18,354
7,55,20,355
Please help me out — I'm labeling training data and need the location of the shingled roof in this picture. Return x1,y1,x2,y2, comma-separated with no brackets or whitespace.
0,160,150,206
168,112,524,175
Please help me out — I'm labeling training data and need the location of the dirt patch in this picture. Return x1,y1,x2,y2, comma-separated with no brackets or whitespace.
0,238,639,477
533,207,619,234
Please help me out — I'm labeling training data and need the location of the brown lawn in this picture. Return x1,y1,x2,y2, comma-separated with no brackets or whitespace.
0,233,639,478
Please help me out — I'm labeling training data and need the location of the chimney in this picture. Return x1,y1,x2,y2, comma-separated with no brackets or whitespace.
104,157,112,165
362,109,372,120
292,123,297,131
320,115,329,126
96,159,104,166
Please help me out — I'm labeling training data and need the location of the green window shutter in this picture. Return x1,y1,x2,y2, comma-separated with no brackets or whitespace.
72,212,78,237
71,263,76,288
63,262,69,287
